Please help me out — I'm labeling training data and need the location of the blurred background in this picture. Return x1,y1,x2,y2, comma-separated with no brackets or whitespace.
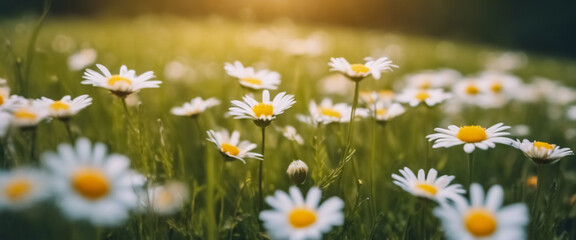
2,0,575,59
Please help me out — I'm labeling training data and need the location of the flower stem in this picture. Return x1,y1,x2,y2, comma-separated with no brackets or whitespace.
62,120,74,143
205,140,217,239
259,126,266,211
533,164,544,213
467,153,474,186
345,81,360,151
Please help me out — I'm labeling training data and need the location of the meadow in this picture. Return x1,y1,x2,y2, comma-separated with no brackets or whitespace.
1,14,576,239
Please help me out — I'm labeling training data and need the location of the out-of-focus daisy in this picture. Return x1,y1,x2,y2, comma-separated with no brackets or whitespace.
259,186,344,240
509,124,530,137
0,112,12,137
0,88,27,111
371,101,405,123
206,129,263,163
512,139,573,165
452,78,487,106
404,69,460,90
434,183,529,240
0,168,51,210
171,97,220,118
36,95,92,120
68,48,97,71
476,72,522,108
396,88,452,107
0,86,9,108
228,90,295,127
82,64,161,98
392,167,465,202
276,125,304,145
328,57,397,81
359,90,395,105
10,100,49,128
140,181,189,215
317,74,353,96
298,98,352,125
224,61,281,90
483,51,527,72
42,138,146,226
426,123,513,153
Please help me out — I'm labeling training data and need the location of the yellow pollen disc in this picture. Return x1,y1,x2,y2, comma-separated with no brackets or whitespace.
5,179,32,201
0,95,4,106
157,191,173,206
419,81,431,89
221,143,240,156
320,108,342,119
252,102,274,118
415,91,430,101
72,168,110,200
465,209,498,237
50,101,70,111
534,141,554,150
457,126,487,143
526,176,538,187
14,110,37,121
107,75,132,87
289,208,317,228
491,83,503,93
466,85,480,95
416,183,438,195
350,64,370,74
241,78,262,86
376,108,387,117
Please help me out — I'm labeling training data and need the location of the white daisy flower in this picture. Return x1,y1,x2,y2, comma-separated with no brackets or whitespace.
0,111,12,137
228,90,295,126
426,123,513,154
512,139,574,165
0,86,10,108
224,61,281,90
171,97,220,117
68,48,97,71
371,101,405,122
329,56,398,81
452,78,487,106
206,129,263,163
82,64,161,98
10,100,50,128
259,186,344,240
392,167,465,202
140,181,189,215
0,88,28,112
434,183,529,240
359,90,395,105
298,98,352,125
42,138,146,226
404,69,460,90
276,125,304,145
35,95,92,120
396,88,452,107
0,168,52,210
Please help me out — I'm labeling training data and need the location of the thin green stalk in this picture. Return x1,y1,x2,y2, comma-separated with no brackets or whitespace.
345,81,360,153
259,126,266,211
467,153,474,186
533,164,544,213
369,117,377,218
419,199,429,240
62,120,75,143
205,143,217,239
21,0,52,96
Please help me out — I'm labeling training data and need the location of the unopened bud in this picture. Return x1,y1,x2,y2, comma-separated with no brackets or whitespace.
287,160,308,185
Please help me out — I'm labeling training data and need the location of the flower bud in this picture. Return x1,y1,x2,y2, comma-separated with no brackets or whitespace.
287,160,308,185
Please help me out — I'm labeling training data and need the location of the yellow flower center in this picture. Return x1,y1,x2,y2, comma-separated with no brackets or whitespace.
50,101,70,111
457,126,487,143
350,64,370,74
0,95,4,106
252,102,273,118
466,85,480,95
157,190,173,206
320,108,342,119
491,82,503,93
526,176,538,187
416,183,438,195
241,78,262,86
415,91,430,101
419,81,431,89
221,143,240,156
72,168,110,200
465,209,498,237
376,108,387,117
14,109,37,121
534,141,554,150
107,75,132,87
289,208,317,228
5,179,32,201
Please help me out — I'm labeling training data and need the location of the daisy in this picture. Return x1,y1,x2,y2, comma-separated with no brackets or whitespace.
10,100,49,128
297,98,369,126
0,168,52,210
433,183,529,240
171,97,220,118
0,111,11,137
36,95,92,120
42,138,146,226
426,123,513,153
259,186,344,240
82,64,161,98
396,88,452,107
228,90,295,127
452,78,487,106
68,48,97,71
359,90,395,105
404,69,460,90
224,61,281,90
276,125,304,145
0,88,27,112
371,101,405,123
328,57,397,81
392,167,465,202
140,181,189,215
206,129,263,163
512,139,573,165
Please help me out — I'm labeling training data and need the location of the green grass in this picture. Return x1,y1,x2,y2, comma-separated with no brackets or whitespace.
1,15,576,239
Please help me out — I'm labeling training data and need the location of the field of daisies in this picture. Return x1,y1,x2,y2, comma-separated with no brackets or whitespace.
1,14,576,240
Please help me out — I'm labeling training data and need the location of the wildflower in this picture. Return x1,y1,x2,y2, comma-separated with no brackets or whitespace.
42,138,146,226
396,88,452,107
0,168,51,210
392,167,465,202
36,95,92,120
171,97,220,118
260,186,344,240
82,64,161,98
276,125,304,145
512,139,573,165
287,160,309,185
434,183,529,240
10,100,49,128
141,181,189,215
206,129,262,163
329,57,397,81
0,112,12,137
229,90,295,127
370,101,405,123
426,123,513,153
404,69,460,90
452,78,487,106
297,98,368,126
359,90,395,105
224,61,281,90
68,48,97,71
